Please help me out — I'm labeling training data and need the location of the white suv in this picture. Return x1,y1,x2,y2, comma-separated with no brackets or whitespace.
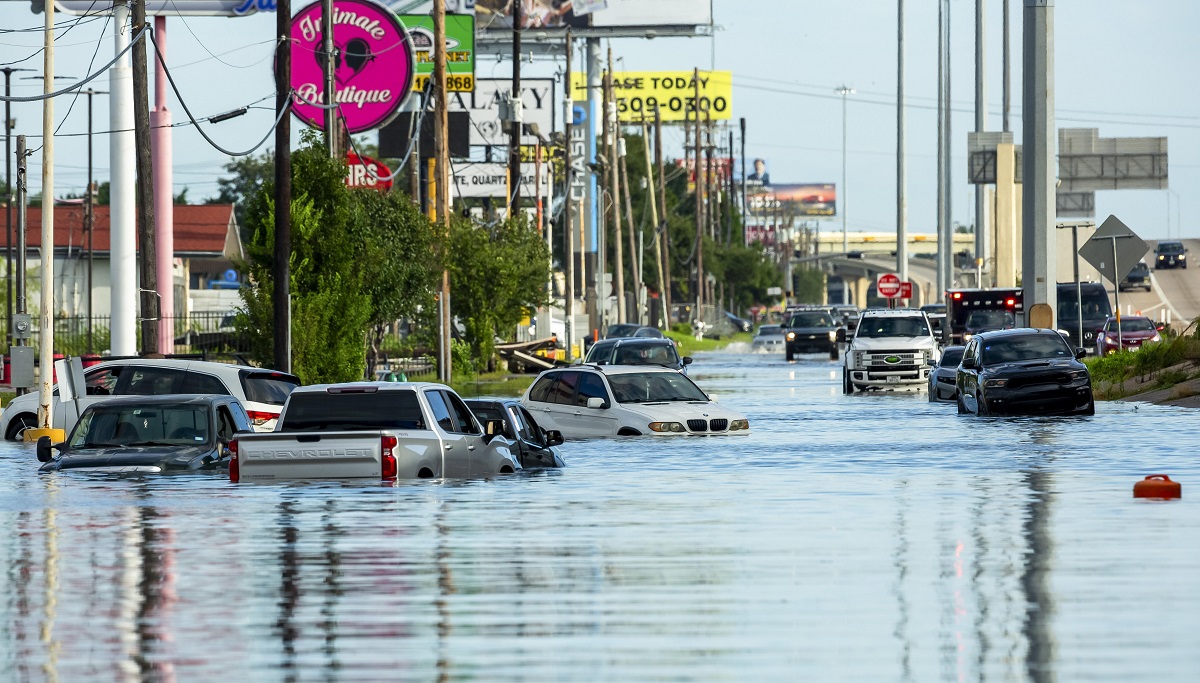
1,359,299,440
842,309,939,393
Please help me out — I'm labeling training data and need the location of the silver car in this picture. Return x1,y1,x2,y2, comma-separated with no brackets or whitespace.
752,325,786,352
928,345,965,402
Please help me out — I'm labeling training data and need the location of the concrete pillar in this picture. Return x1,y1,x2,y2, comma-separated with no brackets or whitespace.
152,15,174,354
854,277,870,309
1021,0,1056,318
109,3,136,356
995,142,1018,287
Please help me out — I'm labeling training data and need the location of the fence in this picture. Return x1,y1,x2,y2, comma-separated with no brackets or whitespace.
5,312,251,357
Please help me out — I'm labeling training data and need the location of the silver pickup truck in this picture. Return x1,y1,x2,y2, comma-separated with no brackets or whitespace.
230,382,521,482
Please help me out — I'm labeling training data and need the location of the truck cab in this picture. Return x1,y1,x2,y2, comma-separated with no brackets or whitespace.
842,309,939,393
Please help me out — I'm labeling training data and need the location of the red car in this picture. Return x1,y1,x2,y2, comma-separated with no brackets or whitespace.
1095,316,1161,355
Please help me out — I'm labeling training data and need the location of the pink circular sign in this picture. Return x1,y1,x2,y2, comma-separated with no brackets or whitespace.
289,0,414,134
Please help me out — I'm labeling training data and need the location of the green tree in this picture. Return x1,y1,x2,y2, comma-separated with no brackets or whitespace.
448,216,551,370
210,150,274,233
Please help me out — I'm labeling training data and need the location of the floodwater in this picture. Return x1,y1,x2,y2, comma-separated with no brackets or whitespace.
1,351,1198,681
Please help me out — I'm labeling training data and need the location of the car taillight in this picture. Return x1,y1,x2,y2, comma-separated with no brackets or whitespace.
381,435,398,479
228,439,240,483
247,410,278,427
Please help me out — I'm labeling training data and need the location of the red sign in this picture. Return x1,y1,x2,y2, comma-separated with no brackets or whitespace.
899,281,913,299
877,273,902,298
345,152,393,191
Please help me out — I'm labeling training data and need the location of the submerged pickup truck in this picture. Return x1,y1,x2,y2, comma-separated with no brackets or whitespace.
230,382,521,482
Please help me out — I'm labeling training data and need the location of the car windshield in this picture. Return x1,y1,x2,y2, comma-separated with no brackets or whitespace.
1057,287,1112,322
940,348,965,367
607,372,710,403
857,316,930,338
982,335,1073,365
966,310,1015,329
787,313,834,328
1158,242,1184,254
1109,318,1156,333
69,404,212,448
756,325,782,337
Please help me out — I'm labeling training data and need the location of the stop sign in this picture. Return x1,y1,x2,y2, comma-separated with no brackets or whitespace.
877,272,902,298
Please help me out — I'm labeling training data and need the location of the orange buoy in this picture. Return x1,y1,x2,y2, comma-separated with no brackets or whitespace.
1133,475,1182,499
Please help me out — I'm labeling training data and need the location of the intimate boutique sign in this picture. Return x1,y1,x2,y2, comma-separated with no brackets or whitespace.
289,0,416,133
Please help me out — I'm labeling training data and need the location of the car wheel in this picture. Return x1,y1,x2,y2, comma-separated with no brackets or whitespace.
975,392,988,416
928,383,937,402
956,393,967,414
842,368,853,395
786,349,794,362
829,345,839,361
5,414,36,442
1083,396,1096,416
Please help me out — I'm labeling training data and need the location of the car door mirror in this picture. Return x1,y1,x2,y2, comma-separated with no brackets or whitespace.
544,430,564,447
1075,348,1088,360
707,393,718,402
836,328,847,342
483,419,506,442
586,397,607,409
960,356,977,370
682,356,693,365
36,436,57,463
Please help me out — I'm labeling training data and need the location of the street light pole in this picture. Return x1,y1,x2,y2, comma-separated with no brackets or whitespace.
3,67,34,350
836,85,854,304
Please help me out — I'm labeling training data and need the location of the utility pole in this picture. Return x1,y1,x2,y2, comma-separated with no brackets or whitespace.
605,50,625,324
274,0,292,372
3,67,32,350
85,88,108,354
563,30,574,358
584,38,600,337
36,0,55,432
132,0,158,355
655,107,670,325
693,68,704,313
152,16,173,354
896,0,908,291
619,136,639,324
1022,0,1056,320
434,0,452,382
944,0,953,295
641,120,665,327
739,116,746,246
975,0,987,286
936,0,946,302
726,129,734,245
323,0,336,155
508,0,522,216
15,136,26,329
1002,0,1011,132
836,86,854,267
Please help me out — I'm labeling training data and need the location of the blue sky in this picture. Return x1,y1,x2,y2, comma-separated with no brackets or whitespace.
2,0,1196,239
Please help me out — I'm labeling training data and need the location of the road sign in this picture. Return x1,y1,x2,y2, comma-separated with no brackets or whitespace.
898,282,913,299
877,273,902,298
1077,214,1149,283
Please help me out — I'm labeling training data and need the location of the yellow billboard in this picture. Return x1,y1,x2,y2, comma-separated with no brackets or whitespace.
570,70,732,122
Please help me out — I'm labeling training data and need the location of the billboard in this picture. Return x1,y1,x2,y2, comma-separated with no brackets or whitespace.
403,14,476,92
473,0,711,30
452,162,552,199
746,184,837,218
450,78,557,147
570,71,732,122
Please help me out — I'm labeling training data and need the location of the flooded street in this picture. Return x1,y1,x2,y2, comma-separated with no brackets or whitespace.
2,349,1198,681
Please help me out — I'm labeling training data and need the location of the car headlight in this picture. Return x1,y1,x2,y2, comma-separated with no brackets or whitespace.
1067,369,1089,380
983,378,1008,388
786,332,796,341
728,419,750,431
828,330,837,341
1098,334,1108,344
963,333,973,342
648,421,686,433
1151,333,1161,342
1180,255,1186,260
1159,255,1166,260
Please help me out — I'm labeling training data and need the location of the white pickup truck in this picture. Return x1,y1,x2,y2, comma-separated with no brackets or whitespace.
842,309,940,393
230,382,521,482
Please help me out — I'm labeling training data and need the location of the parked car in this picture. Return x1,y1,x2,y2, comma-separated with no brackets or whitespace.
927,345,965,403
781,309,841,361
230,382,521,482
1095,316,1162,355
752,325,786,352
725,311,753,333
1154,241,1188,270
1,359,299,441
583,338,692,373
464,399,566,469
36,395,251,474
1119,261,1153,292
956,328,1093,416
520,366,749,438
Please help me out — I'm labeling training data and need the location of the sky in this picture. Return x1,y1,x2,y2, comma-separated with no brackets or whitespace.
2,0,1197,241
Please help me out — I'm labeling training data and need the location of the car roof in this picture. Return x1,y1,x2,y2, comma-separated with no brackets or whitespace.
291,381,452,394
538,364,680,378
88,358,297,380
590,338,676,348
1103,315,1151,322
972,327,1065,341
84,394,234,407
860,308,928,317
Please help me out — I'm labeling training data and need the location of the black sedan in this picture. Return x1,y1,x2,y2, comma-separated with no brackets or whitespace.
927,345,965,402
782,310,841,361
465,399,565,469
37,395,252,473
956,329,1094,416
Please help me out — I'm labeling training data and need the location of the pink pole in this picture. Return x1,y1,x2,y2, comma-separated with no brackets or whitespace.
151,15,174,354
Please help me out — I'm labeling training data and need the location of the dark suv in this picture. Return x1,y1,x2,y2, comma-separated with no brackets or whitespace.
782,309,841,361
1119,261,1152,291
1154,241,1188,270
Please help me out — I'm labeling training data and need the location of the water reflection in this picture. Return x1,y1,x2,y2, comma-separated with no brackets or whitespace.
0,352,1196,680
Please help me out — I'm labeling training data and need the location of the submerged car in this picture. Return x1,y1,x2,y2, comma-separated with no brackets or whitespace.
584,338,692,373
928,345,965,403
521,366,749,438
956,328,1093,416
37,395,251,474
465,398,566,469
752,325,786,352
1095,316,1161,355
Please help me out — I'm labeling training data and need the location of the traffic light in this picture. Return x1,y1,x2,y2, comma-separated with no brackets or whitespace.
30,0,44,13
